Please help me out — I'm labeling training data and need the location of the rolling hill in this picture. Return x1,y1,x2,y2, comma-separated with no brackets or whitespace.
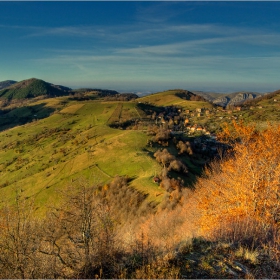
0,87,216,213
237,89,280,123
242,88,280,106
0,82,279,214
137,89,211,109
0,96,158,212
0,78,71,100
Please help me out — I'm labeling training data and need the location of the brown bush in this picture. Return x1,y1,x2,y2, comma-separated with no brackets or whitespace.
176,140,193,155
195,122,280,250
154,149,175,167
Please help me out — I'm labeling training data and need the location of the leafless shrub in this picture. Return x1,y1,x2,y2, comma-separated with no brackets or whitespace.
154,149,175,167
168,159,188,173
177,140,193,155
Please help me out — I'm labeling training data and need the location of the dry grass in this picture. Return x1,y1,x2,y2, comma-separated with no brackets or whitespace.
235,246,259,264
59,103,84,114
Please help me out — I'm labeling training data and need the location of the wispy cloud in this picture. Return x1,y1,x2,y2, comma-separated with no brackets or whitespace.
3,20,280,47
114,33,280,58
134,2,196,23
2,17,280,92
33,49,280,74
24,26,108,38
29,48,280,92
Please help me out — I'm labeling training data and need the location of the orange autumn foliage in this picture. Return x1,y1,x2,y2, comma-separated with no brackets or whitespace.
195,122,280,243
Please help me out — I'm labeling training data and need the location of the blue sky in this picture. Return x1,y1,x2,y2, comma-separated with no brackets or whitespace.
1,1,280,93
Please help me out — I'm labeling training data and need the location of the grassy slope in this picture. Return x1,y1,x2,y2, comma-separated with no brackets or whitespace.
4,88,267,213
138,89,213,109
0,97,162,213
241,92,280,127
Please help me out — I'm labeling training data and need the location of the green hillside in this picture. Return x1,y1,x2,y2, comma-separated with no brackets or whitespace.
138,89,212,109
0,88,279,279
0,89,215,213
0,78,71,100
240,89,280,124
0,98,160,212
2,86,279,213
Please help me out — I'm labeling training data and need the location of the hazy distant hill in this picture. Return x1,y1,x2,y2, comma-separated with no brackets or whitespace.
192,91,222,102
72,88,119,96
0,80,17,90
0,78,71,100
174,89,206,101
70,88,121,100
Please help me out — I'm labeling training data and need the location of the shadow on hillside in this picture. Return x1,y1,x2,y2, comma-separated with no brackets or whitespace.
142,134,227,189
68,95,98,101
0,103,55,132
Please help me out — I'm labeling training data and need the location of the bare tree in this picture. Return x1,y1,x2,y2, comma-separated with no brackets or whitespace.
43,179,118,278
0,191,47,278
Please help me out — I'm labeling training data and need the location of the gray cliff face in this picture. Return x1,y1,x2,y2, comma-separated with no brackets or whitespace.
213,96,230,107
227,92,257,106
194,91,263,107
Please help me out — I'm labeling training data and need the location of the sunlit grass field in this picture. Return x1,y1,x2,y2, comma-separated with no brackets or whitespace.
138,89,214,110
0,97,163,213
2,89,257,213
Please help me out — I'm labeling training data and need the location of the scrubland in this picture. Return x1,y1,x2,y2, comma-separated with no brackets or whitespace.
0,91,279,278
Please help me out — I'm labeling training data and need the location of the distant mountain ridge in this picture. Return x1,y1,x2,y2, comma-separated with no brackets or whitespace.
0,80,17,90
0,78,72,100
72,87,119,97
0,78,124,101
0,78,274,106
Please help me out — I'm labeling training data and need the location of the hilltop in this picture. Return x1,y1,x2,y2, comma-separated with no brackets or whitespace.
0,78,127,102
138,89,208,107
0,78,71,100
